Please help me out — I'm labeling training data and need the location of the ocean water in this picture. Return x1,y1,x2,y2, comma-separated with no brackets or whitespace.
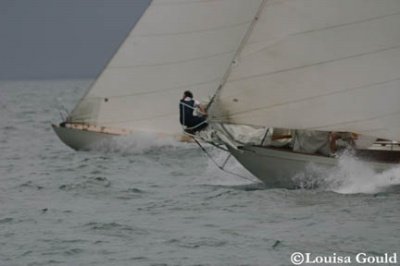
1,79,400,266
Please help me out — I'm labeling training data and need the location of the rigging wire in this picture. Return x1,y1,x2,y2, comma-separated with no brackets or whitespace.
191,135,258,183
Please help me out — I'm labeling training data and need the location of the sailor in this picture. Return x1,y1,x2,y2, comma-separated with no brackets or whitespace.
179,90,208,133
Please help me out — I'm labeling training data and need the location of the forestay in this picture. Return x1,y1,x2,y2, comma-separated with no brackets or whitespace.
68,0,263,134
209,0,400,141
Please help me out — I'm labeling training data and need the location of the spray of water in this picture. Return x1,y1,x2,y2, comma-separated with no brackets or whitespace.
293,152,400,194
89,132,195,155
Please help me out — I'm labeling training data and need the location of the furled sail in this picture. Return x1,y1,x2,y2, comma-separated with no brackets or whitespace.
209,0,400,141
68,0,264,135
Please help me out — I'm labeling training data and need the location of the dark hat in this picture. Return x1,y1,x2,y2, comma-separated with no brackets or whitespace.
183,90,193,98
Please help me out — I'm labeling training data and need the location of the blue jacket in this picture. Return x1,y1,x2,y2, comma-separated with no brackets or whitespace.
179,99,196,126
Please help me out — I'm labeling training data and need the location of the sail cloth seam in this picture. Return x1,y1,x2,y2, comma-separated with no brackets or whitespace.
109,50,236,69
132,20,253,37
287,10,400,37
308,109,400,132
244,10,400,57
222,76,400,119
227,44,400,83
85,78,220,99
206,0,269,111
89,105,209,125
90,113,177,125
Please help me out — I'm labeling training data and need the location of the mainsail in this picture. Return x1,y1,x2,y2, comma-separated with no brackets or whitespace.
209,0,400,142
68,0,264,135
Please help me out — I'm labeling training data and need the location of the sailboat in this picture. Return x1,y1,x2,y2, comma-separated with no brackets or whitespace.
53,0,400,188
200,0,400,187
52,0,266,150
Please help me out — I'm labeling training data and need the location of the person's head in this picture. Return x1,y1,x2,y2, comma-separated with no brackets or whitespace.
183,90,193,99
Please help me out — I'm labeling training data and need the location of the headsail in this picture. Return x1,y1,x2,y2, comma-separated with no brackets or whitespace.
209,0,400,141
68,0,264,135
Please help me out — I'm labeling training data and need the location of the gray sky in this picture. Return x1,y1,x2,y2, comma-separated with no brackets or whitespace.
0,0,150,80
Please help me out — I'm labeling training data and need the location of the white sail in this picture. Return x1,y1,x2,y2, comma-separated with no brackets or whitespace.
68,0,263,135
210,0,400,141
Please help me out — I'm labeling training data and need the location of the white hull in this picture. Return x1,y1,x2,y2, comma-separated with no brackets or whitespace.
228,146,398,188
52,124,116,151
52,124,193,150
